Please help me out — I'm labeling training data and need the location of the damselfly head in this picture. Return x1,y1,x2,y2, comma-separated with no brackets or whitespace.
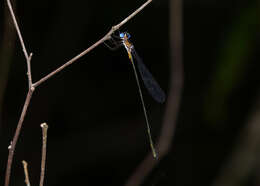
119,32,131,39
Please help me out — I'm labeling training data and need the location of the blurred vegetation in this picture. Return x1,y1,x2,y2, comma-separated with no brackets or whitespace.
204,3,258,126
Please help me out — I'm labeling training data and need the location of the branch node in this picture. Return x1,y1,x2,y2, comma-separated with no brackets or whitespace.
111,26,117,32
8,141,12,150
29,53,33,59
30,86,35,92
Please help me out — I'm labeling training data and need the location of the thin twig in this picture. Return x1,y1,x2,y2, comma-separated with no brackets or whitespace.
4,1,34,186
112,0,152,30
5,90,34,186
27,53,33,88
22,160,31,186
4,1,153,186
33,35,107,87
6,0,29,60
125,0,183,185
7,0,33,88
40,123,48,186
33,0,152,88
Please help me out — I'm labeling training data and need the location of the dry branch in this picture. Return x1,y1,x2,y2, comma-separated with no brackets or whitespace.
22,160,31,186
40,123,49,186
4,1,153,186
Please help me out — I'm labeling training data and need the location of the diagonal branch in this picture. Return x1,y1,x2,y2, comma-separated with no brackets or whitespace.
7,0,29,60
5,89,34,186
6,0,33,87
33,0,152,88
112,0,152,30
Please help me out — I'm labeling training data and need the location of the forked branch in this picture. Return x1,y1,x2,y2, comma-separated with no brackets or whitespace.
4,1,153,186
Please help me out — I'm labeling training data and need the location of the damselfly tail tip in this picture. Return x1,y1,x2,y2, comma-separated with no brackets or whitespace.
150,142,158,159
152,150,158,159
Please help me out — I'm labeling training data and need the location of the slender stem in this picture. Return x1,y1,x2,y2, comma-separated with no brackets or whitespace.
6,0,29,60
33,0,153,88
27,53,33,87
22,160,31,186
33,35,108,87
5,89,34,186
5,2,34,186
40,123,48,186
6,0,33,88
112,0,152,30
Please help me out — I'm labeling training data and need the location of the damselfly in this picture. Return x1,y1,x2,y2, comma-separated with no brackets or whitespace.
106,32,166,158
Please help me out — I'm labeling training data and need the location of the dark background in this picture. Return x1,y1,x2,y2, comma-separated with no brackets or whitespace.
0,0,259,186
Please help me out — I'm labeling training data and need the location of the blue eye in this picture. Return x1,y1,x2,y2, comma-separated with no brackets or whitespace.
119,33,124,38
126,32,131,38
